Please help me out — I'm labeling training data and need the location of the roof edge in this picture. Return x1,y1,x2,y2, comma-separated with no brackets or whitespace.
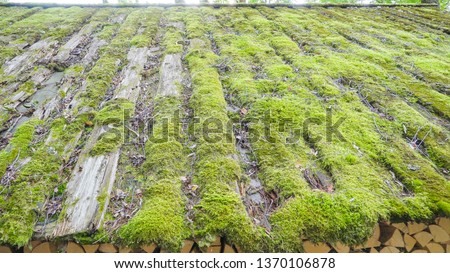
0,2,440,9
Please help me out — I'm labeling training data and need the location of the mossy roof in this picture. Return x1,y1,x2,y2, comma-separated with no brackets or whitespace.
0,5,449,252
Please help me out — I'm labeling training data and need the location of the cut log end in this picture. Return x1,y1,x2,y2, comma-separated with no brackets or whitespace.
98,243,118,253
223,245,236,253
303,241,331,253
380,226,404,248
429,225,450,243
82,244,99,253
181,240,195,253
380,246,400,253
404,233,417,252
0,246,12,253
407,222,427,235
333,242,350,253
141,243,157,253
119,247,133,253
435,217,450,234
32,242,56,253
66,242,85,253
414,231,433,248
425,242,445,253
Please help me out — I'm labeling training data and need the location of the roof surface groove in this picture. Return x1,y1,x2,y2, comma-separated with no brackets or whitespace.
0,5,449,252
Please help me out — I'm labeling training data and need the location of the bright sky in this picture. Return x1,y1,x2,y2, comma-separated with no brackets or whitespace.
7,0,376,6
10,0,197,4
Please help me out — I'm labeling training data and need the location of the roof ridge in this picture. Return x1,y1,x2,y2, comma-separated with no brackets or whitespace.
0,2,440,10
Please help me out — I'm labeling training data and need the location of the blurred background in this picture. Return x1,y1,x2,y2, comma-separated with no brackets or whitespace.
1,0,449,13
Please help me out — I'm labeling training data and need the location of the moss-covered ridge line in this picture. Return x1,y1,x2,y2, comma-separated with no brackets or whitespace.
0,9,133,247
59,8,159,241
204,7,378,251
53,9,161,238
117,9,189,252
0,118,44,246
252,6,448,249
183,9,265,252
0,9,129,248
0,8,160,246
205,6,448,251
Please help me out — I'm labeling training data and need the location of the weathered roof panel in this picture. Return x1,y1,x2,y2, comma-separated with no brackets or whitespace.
0,5,449,252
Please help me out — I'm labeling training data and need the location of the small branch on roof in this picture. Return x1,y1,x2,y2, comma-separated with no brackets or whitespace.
416,127,432,150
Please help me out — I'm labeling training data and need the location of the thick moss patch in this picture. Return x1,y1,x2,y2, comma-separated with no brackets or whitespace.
116,9,188,252
184,9,264,251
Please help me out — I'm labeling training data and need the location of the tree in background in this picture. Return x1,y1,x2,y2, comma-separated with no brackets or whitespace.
313,0,449,10
202,0,450,8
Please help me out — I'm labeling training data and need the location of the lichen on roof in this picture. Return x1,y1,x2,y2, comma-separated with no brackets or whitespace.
0,4,449,252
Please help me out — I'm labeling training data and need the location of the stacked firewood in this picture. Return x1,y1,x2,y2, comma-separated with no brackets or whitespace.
0,218,448,253
302,217,450,253
0,237,237,253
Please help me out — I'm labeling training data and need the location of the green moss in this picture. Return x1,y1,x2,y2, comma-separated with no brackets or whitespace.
0,119,41,178
95,99,134,126
201,7,450,252
50,116,88,143
79,9,161,109
4,7,94,45
117,132,187,250
97,25,116,40
64,65,84,78
129,9,160,47
117,9,188,250
0,118,65,246
0,19,27,63
144,142,184,177
0,115,92,246
184,9,263,251
0,7,165,248
0,5,449,250
90,130,123,156
130,35,148,47
271,192,382,251
117,182,189,251
0,7,40,30
73,229,109,245
89,99,134,156
17,81,35,94
194,192,263,251
117,110,187,247
437,201,450,215
96,192,108,219
163,27,184,54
